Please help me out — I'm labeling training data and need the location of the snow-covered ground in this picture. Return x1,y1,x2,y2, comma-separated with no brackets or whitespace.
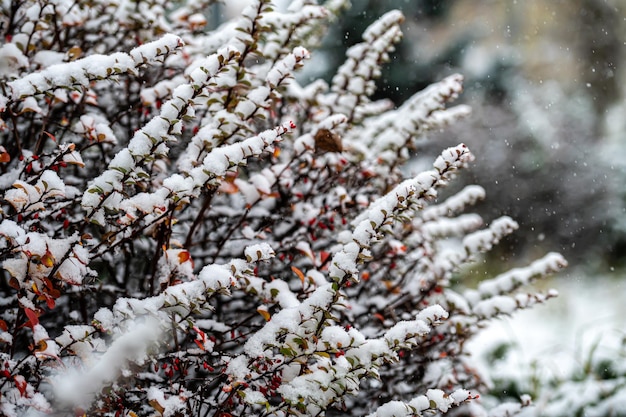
468,270,626,387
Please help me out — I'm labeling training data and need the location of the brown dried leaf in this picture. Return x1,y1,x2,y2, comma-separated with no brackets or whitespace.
314,129,342,153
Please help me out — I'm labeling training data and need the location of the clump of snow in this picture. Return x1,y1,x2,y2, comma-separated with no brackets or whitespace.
244,243,275,262
55,319,162,409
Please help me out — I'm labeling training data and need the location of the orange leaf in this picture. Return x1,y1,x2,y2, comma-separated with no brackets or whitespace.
291,266,305,284
0,319,7,331
0,151,10,163
67,45,82,60
257,306,271,322
217,181,239,194
382,280,401,294
178,250,191,263
373,313,385,322
41,250,55,267
149,399,165,415
34,339,48,353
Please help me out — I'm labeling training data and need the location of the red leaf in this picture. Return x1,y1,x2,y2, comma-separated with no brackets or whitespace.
43,131,57,142
14,375,27,396
24,308,39,328
319,251,331,264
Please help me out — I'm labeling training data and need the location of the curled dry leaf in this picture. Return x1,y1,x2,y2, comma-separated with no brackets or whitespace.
314,128,343,153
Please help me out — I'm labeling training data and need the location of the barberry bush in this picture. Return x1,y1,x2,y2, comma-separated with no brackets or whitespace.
0,0,567,416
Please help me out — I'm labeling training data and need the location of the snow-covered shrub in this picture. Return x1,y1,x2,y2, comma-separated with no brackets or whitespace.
0,1,566,416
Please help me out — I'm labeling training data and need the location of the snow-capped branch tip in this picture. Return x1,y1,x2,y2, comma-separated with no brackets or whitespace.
130,34,185,65
433,143,474,175
352,143,474,227
200,121,296,179
330,9,404,102
367,389,472,417
362,10,405,43
383,304,448,348
466,252,568,304
7,34,184,100
422,185,486,221
266,46,311,89
462,216,519,255
327,144,473,284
